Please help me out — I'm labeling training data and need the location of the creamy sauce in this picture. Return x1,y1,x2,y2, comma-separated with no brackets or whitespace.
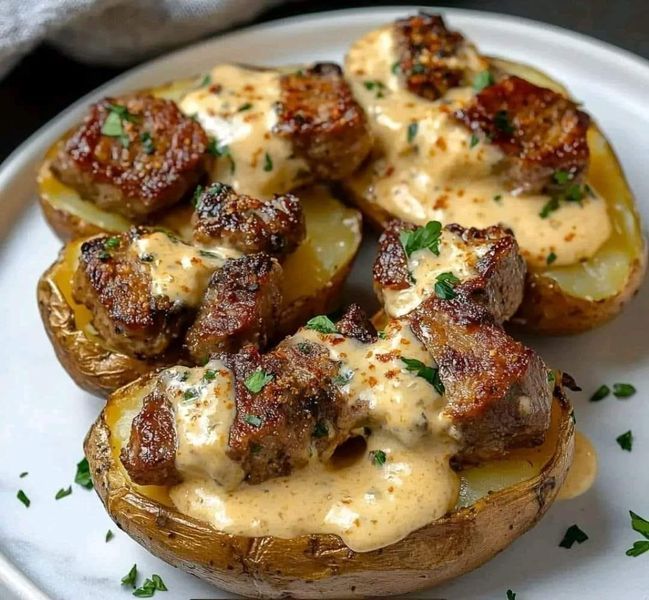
179,64,310,198
558,430,597,500
344,27,611,268
132,231,240,307
382,228,487,317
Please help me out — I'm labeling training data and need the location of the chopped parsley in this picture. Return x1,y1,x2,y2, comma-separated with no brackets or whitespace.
626,511,649,557
401,357,444,394
494,110,514,134
55,486,72,500
407,121,419,144
244,370,274,394
139,132,155,155
559,524,589,548
570,409,577,424
105,529,114,543
296,341,312,354
469,133,479,148
564,183,586,203
333,367,354,387
377,330,387,340
133,574,168,597
546,251,557,265
101,103,139,147
75,458,93,490
263,152,273,172
434,272,460,300
17,490,30,508
203,369,217,382
121,564,138,588
98,250,111,262
506,591,516,600
400,220,443,257
391,61,400,74
19,472,28,478
539,196,560,219
207,137,229,157
616,430,633,451
590,384,610,402
104,236,120,250
305,315,338,334
493,194,502,202
243,414,264,428
182,388,198,402
547,371,556,384
370,449,387,467
613,383,636,398
473,70,494,92
313,421,329,438
553,170,571,185
363,80,387,98
237,102,253,111
198,74,212,87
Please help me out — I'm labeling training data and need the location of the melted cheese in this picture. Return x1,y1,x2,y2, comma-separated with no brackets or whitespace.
557,430,597,500
344,27,611,268
132,231,240,307
179,64,310,198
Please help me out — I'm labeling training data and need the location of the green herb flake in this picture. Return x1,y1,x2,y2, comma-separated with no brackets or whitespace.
105,529,114,542
564,183,585,203
313,421,329,439
104,236,120,250
473,70,494,92
263,152,273,172
98,250,112,261
590,384,610,402
243,414,264,428
506,591,516,600
207,137,230,158
547,371,556,384
151,575,167,592
400,220,443,257
101,110,124,138
494,110,514,134
401,357,444,394
75,457,93,490
370,449,387,467
616,430,633,451
626,511,649,557
198,74,211,87
469,133,479,148
237,102,253,112
553,170,571,185
17,490,30,508
559,524,589,548
363,80,387,98
333,367,353,387
377,330,387,340
546,251,557,265
407,121,419,144
493,194,502,202
203,369,217,382
191,185,204,207
434,271,460,300
305,315,338,334
570,409,577,425
627,540,649,557
183,388,198,402
140,132,155,155
613,383,636,398
121,564,138,588
539,196,560,219
19,472,28,478
55,486,72,500
391,61,400,74
244,370,274,394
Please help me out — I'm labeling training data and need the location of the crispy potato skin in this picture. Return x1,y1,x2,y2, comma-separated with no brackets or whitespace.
84,383,574,598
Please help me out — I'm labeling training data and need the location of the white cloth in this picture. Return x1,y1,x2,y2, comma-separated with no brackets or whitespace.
0,0,283,78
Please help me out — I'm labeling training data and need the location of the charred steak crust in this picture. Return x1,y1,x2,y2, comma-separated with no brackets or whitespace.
454,76,590,193
52,94,210,219
275,62,373,180
336,303,378,343
185,253,283,364
372,219,416,291
192,183,306,257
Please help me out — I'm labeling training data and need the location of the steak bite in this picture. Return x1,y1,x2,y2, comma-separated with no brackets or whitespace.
185,253,283,364
120,384,181,486
454,76,590,193
336,303,378,344
192,183,305,257
393,13,486,101
51,94,210,219
275,62,373,180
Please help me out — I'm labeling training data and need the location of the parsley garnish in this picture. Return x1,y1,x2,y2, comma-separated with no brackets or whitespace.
140,132,155,155
613,383,636,398
564,183,585,203
121,564,138,588
469,133,479,148
203,369,216,382
104,236,120,250
296,341,312,354
391,61,400,74
17,490,30,508
19,472,28,478
626,511,649,557
473,70,494,92
198,74,211,87
55,486,72,500
546,251,557,265
333,367,353,387
553,170,571,185
101,103,139,147
590,384,610,402
547,371,556,384
191,185,204,207
401,357,444,394
370,450,387,466
616,430,633,451
559,524,589,548
493,194,502,202
75,458,93,490
539,196,560,218
244,370,273,394
363,80,387,98
407,121,419,144
305,315,338,334
237,102,253,111
400,221,443,257
313,421,329,438
435,272,460,300
183,388,198,402
207,137,230,157
506,591,516,600
377,330,387,340
263,152,273,172
105,529,114,542
243,414,264,427
494,110,514,134
133,574,167,597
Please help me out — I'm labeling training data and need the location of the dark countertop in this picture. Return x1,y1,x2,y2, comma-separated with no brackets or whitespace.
1,0,647,163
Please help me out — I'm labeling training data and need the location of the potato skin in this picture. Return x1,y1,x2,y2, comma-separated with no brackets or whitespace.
84,385,574,599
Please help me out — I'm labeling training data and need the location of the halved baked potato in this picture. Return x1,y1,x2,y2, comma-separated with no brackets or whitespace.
342,22,646,335
85,374,574,598
37,185,362,397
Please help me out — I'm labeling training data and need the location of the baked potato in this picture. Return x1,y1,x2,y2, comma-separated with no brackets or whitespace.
37,185,362,396
84,373,573,599
342,16,646,335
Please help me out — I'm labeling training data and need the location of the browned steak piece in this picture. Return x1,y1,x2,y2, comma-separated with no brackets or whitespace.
73,228,189,358
409,296,552,462
373,219,417,291
185,253,283,364
455,76,590,194
192,182,305,257
225,343,360,484
394,13,475,100
275,62,373,180
51,94,210,219
120,384,181,486
336,303,378,343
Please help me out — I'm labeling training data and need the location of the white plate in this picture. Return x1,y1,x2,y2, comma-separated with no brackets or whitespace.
1,7,648,600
